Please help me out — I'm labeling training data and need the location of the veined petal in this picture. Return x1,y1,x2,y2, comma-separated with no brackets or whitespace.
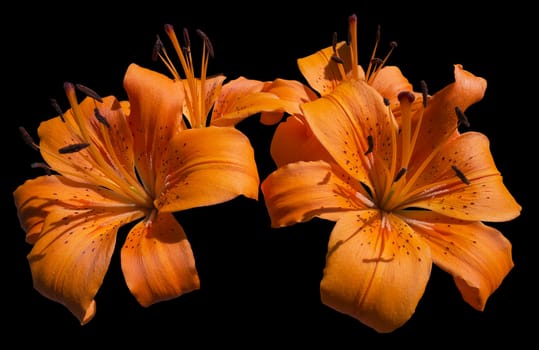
22,179,144,324
121,212,200,307
123,63,185,194
259,78,319,125
261,160,368,227
270,115,333,167
412,64,487,163
321,211,432,333
212,91,285,127
13,175,145,243
405,210,513,310
408,132,521,221
301,80,394,189
39,95,134,186
297,42,365,96
155,126,259,212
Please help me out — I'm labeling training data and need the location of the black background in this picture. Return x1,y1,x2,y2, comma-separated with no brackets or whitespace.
4,2,534,347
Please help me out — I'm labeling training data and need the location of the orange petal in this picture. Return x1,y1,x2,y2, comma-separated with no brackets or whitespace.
155,126,259,212
261,160,368,227
18,176,144,324
123,63,185,191
321,212,432,333
270,115,332,167
409,132,521,221
301,80,393,189
413,64,487,162
121,212,200,307
39,95,133,186
406,210,513,310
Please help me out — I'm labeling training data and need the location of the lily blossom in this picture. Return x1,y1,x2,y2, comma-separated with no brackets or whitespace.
261,63,521,332
13,24,270,324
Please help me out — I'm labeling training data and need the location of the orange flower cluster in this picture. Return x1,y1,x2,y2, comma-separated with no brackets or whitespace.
14,15,520,332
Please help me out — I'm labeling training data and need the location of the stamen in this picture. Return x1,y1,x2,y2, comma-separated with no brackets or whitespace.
364,135,374,155
455,106,470,128
94,108,110,128
397,91,415,103
152,35,164,61
59,143,90,154
383,97,390,106
420,80,428,107
19,126,39,151
332,32,338,51
196,29,214,58
50,98,65,122
31,162,52,175
451,165,471,185
394,167,407,182
331,55,345,64
75,84,103,103
183,28,191,51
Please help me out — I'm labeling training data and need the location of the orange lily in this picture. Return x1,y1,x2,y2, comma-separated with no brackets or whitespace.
261,64,521,332
13,23,284,324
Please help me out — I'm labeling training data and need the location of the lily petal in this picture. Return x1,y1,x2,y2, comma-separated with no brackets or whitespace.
405,210,513,310
121,211,200,307
321,211,432,333
409,132,521,221
155,126,259,212
123,63,185,193
261,160,368,227
15,176,144,325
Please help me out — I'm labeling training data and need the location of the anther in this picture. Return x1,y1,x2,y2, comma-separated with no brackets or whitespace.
394,167,407,182
420,80,428,107
152,35,164,61
383,97,390,106
19,126,39,151
76,84,103,103
332,32,338,52
331,55,345,64
183,28,191,49
371,57,383,65
398,91,415,103
455,106,470,128
451,165,470,185
94,108,110,128
196,29,214,58
389,41,398,49
50,98,65,122
59,143,90,154
364,135,374,155
31,162,52,175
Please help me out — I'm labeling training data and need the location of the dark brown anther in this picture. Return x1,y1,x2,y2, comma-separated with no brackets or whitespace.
455,106,470,128
59,143,90,154
152,35,164,61
196,29,214,58
451,165,471,185
183,27,191,49
31,162,52,175
19,126,39,151
94,108,110,128
393,167,407,182
398,91,415,103
76,84,103,103
331,55,345,64
50,98,65,122
383,97,390,106
389,41,398,49
420,80,428,107
332,31,338,52
371,57,383,65
376,24,381,44
364,135,374,155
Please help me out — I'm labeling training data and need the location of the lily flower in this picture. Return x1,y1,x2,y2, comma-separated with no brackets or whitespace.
261,64,522,332
13,24,271,324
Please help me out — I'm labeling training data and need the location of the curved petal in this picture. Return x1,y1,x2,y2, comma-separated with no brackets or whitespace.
321,211,432,333
412,64,487,163
407,132,521,221
301,79,394,190
405,210,513,310
18,177,144,324
261,161,369,227
297,42,365,96
13,175,144,243
123,63,185,193
270,115,332,167
155,126,259,212
39,95,134,187
121,211,200,307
